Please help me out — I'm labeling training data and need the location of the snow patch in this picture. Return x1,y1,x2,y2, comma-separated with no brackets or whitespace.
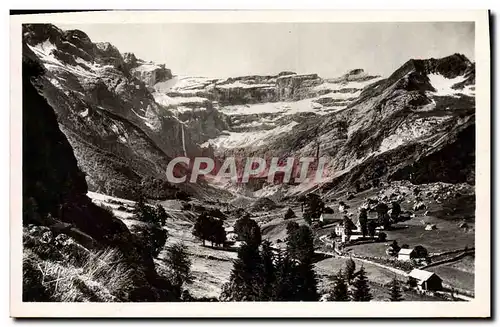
427,74,469,97
379,116,452,153
203,121,299,149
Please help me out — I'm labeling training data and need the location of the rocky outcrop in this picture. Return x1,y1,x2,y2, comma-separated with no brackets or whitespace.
22,24,232,201
22,52,177,301
275,73,322,101
131,60,172,89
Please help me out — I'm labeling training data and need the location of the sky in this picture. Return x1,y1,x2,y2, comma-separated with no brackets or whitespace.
57,22,474,78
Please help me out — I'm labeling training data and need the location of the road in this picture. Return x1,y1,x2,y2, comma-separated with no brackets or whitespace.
317,234,473,301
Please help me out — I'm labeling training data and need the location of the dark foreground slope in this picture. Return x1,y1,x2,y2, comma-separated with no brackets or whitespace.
22,51,177,302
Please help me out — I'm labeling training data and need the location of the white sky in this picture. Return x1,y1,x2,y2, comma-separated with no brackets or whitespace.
57,22,474,78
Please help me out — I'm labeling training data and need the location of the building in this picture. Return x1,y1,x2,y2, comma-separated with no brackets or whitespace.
333,223,344,236
425,224,437,231
408,269,443,291
319,213,335,223
398,248,416,261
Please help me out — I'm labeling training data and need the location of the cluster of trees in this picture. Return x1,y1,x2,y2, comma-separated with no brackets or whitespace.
329,258,372,301
130,197,169,257
355,200,402,240
221,221,319,301
133,196,169,226
329,258,403,301
192,212,226,247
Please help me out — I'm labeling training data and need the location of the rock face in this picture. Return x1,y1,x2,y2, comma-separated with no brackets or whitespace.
22,52,176,301
22,24,229,201
131,60,172,89
263,54,475,194
23,23,476,200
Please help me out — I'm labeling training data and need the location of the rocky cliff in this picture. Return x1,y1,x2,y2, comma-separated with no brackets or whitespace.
22,51,176,301
22,24,228,201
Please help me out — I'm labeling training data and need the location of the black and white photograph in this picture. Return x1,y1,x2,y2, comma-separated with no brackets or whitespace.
10,10,491,318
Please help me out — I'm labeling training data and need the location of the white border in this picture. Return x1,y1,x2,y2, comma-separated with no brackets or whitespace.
9,10,491,318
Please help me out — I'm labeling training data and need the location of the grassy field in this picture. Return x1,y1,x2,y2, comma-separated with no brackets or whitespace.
315,256,440,301
427,255,475,292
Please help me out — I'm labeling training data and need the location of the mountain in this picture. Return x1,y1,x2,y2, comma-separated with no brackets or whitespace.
23,23,475,201
22,24,228,201
22,52,176,301
199,54,475,197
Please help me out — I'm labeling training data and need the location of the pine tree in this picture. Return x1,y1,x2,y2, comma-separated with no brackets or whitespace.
154,204,169,226
388,277,403,301
351,267,372,302
260,241,276,300
133,195,156,223
331,269,349,301
344,258,356,284
358,208,368,237
286,225,319,301
272,250,299,301
296,259,319,301
287,225,315,263
226,243,264,301
165,242,193,297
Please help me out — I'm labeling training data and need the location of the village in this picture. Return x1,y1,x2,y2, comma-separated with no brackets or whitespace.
216,180,475,301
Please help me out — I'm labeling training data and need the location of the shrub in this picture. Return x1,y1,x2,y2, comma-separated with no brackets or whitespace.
130,223,168,258
378,232,387,242
284,208,296,220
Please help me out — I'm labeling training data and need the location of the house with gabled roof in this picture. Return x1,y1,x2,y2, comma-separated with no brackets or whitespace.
408,269,443,291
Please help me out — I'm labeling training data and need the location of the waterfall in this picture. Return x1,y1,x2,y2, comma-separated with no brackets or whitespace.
181,124,187,157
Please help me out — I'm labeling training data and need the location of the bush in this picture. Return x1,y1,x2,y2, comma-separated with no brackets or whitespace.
378,232,387,242
130,224,168,258
284,208,296,220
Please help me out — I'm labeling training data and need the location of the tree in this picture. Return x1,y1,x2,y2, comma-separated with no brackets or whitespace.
303,193,324,224
391,201,401,222
331,270,349,301
296,259,319,301
164,242,193,297
351,267,372,302
343,216,356,231
387,240,400,256
284,208,296,220
234,215,261,246
272,250,299,301
260,241,276,300
285,224,319,301
344,258,356,284
358,208,368,237
130,223,167,257
224,243,264,301
413,245,428,258
368,220,377,238
287,225,315,263
208,218,226,247
192,212,211,246
376,202,391,230
154,204,169,226
133,196,156,223
388,277,403,301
